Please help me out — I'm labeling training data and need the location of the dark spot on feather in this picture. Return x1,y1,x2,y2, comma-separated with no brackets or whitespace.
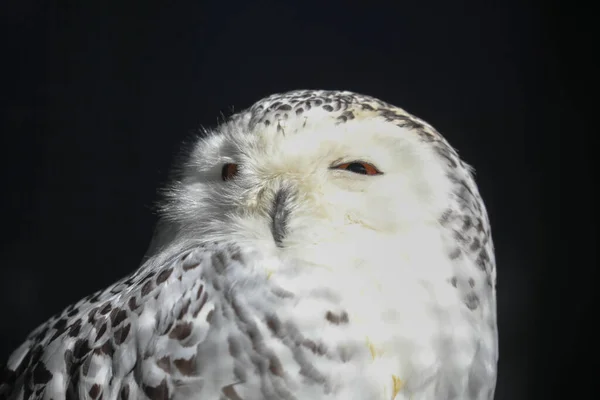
143,379,169,400
156,356,171,372
302,339,317,353
228,247,243,263
453,230,468,244
128,297,138,311
66,379,78,400
228,337,241,357
81,355,92,376
464,292,480,310
196,285,204,300
449,247,462,260
160,318,174,335
302,339,327,355
178,300,191,319
194,293,208,318
50,318,69,341
325,311,349,325
87,292,101,304
156,268,173,284
469,278,476,288
174,357,196,376
169,322,193,340
88,308,98,323
32,362,52,384
266,315,282,336
111,309,128,326
476,249,490,271
183,263,200,271
95,323,107,342
89,384,101,399
53,317,68,331
268,354,284,377
247,325,261,350
99,303,112,315
206,309,214,323
96,341,114,357
67,307,79,318
271,286,294,299
114,324,131,345
73,339,92,359
119,384,130,400
212,252,228,273
68,320,82,337
462,217,473,231
450,277,458,288
141,281,154,297
28,345,44,366
222,384,243,400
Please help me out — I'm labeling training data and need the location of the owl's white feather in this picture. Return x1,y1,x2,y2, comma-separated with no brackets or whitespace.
1,90,497,400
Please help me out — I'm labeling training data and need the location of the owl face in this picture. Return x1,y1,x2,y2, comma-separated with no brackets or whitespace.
164,107,453,274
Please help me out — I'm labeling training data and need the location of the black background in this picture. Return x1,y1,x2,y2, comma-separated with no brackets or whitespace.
1,1,594,399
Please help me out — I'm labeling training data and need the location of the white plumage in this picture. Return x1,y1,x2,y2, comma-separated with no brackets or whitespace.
0,90,498,400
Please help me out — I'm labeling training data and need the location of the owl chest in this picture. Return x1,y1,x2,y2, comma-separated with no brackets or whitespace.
246,266,471,398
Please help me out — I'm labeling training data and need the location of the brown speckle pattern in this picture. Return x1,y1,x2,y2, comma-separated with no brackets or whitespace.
325,311,349,325
143,379,169,400
173,357,196,376
119,384,130,400
169,322,193,340
89,383,101,399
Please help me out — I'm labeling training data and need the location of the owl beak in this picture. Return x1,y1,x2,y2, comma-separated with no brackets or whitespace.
269,187,292,248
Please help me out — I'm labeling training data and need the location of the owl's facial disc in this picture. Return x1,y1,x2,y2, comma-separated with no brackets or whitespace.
157,114,452,263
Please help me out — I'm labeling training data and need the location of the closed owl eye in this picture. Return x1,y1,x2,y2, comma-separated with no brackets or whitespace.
330,161,382,176
221,163,239,181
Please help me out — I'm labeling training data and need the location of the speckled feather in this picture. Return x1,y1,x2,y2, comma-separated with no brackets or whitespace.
1,90,497,400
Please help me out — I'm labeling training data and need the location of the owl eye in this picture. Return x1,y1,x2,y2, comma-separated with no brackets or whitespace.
331,161,382,176
221,163,239,181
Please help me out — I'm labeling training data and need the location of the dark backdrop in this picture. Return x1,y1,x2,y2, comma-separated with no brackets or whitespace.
1,1,594,399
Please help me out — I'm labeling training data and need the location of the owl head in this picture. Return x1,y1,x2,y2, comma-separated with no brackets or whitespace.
146,90,475,281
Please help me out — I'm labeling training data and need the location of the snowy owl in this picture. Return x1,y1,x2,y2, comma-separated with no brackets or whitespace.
0,90,498,400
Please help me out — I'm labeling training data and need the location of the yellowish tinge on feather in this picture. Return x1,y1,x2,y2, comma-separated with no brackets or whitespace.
392,375,404,399
366,337,383,360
